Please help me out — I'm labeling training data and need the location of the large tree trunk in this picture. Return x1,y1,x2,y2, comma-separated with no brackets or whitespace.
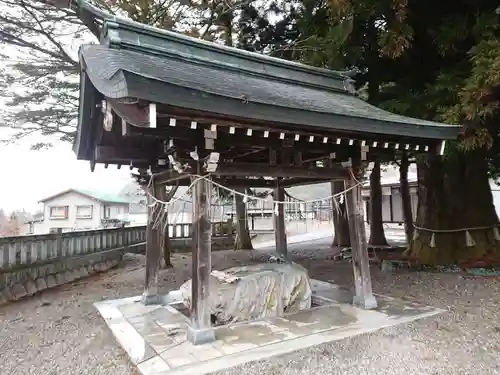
234,188,253,250
400,153,414,244
331,180,351,247
368,161,389,246
405,151,500,265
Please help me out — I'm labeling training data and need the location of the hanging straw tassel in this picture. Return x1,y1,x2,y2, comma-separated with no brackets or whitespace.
413,228,419,241
332,196,340,216
493,227,500,241
429,232,436,248
465,230,476,247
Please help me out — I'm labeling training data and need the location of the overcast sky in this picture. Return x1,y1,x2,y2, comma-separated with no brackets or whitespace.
0,3,414,214
0,4,133,213
0,134,133,213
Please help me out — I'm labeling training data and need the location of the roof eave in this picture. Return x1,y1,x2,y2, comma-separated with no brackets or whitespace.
74,66,104,161
79,45,460,141
120,73,460,141
100,200,130,205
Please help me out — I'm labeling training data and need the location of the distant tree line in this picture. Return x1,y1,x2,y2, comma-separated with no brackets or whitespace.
0,209,31,236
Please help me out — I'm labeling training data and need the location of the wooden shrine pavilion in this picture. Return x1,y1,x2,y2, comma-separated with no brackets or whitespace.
68,0,460,345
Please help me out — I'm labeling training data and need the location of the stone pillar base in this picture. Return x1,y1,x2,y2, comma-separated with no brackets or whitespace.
187,325,216,345
141,293,159,306
353,295,378,310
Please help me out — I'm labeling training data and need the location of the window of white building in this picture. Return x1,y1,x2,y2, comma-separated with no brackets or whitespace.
76,205,93,219
49,206,68,219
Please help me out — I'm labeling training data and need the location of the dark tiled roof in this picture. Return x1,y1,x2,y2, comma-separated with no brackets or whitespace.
80,44,459,140
73,0,460,161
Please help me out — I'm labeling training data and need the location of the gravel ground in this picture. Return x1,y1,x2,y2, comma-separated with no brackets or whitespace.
1,245,500,375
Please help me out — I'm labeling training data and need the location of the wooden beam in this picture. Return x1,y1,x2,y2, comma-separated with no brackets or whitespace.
212,162,348,179
293,151,303,166
269,149,277,165
187,169,215,345
135,161,346,188
155,106,444,150
153,168,192,186
211,178,277,188
141,182,162,305
280,177,344,188
187,177,343,188
229,148,267,160
143,123,319,154
273,180,287,258
345,167,377,309
95,145,150,162
120,122,387,159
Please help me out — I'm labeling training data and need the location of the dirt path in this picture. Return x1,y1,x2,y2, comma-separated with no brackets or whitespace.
1,247,499,375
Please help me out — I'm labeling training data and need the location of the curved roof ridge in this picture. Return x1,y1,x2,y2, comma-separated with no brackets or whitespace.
76,0,352,92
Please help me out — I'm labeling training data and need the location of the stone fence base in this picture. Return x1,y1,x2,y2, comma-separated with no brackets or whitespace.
0,248,124,306
0,236,235,306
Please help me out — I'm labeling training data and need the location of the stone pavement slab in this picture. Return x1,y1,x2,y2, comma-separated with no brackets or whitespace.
95,279,444,375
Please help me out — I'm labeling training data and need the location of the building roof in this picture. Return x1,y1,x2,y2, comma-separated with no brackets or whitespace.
70,0,461,182
39,188,130,204
80,44,458,140
74,1,459,136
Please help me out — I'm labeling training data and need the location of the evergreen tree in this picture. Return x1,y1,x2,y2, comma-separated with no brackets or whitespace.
291,0,500,264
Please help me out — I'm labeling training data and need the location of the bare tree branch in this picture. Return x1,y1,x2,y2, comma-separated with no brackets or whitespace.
0,0,266,149
18,0,78,65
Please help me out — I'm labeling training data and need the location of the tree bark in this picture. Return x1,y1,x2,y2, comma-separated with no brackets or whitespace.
331,180,351,247
368,161,389,246
234,188,253,250
405,151,500,265
400,153,414,244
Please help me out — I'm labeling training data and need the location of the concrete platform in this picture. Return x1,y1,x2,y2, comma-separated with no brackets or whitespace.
94,280,443,375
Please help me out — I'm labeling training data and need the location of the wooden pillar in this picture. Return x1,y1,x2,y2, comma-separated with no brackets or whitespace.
273,180,287,258
187,170,215,345
141,182,162,305
156,186,172,269
345,168,377,309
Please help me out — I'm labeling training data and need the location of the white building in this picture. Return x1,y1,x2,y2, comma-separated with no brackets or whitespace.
28,188,130,234
362,174,500,224
362,176,418,224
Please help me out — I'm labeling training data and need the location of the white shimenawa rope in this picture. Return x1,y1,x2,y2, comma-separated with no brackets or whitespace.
147,174,208,207
413,224,500,247
145,173,365,206
413,224,499,233
144,169,500,247
205,175,363,205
